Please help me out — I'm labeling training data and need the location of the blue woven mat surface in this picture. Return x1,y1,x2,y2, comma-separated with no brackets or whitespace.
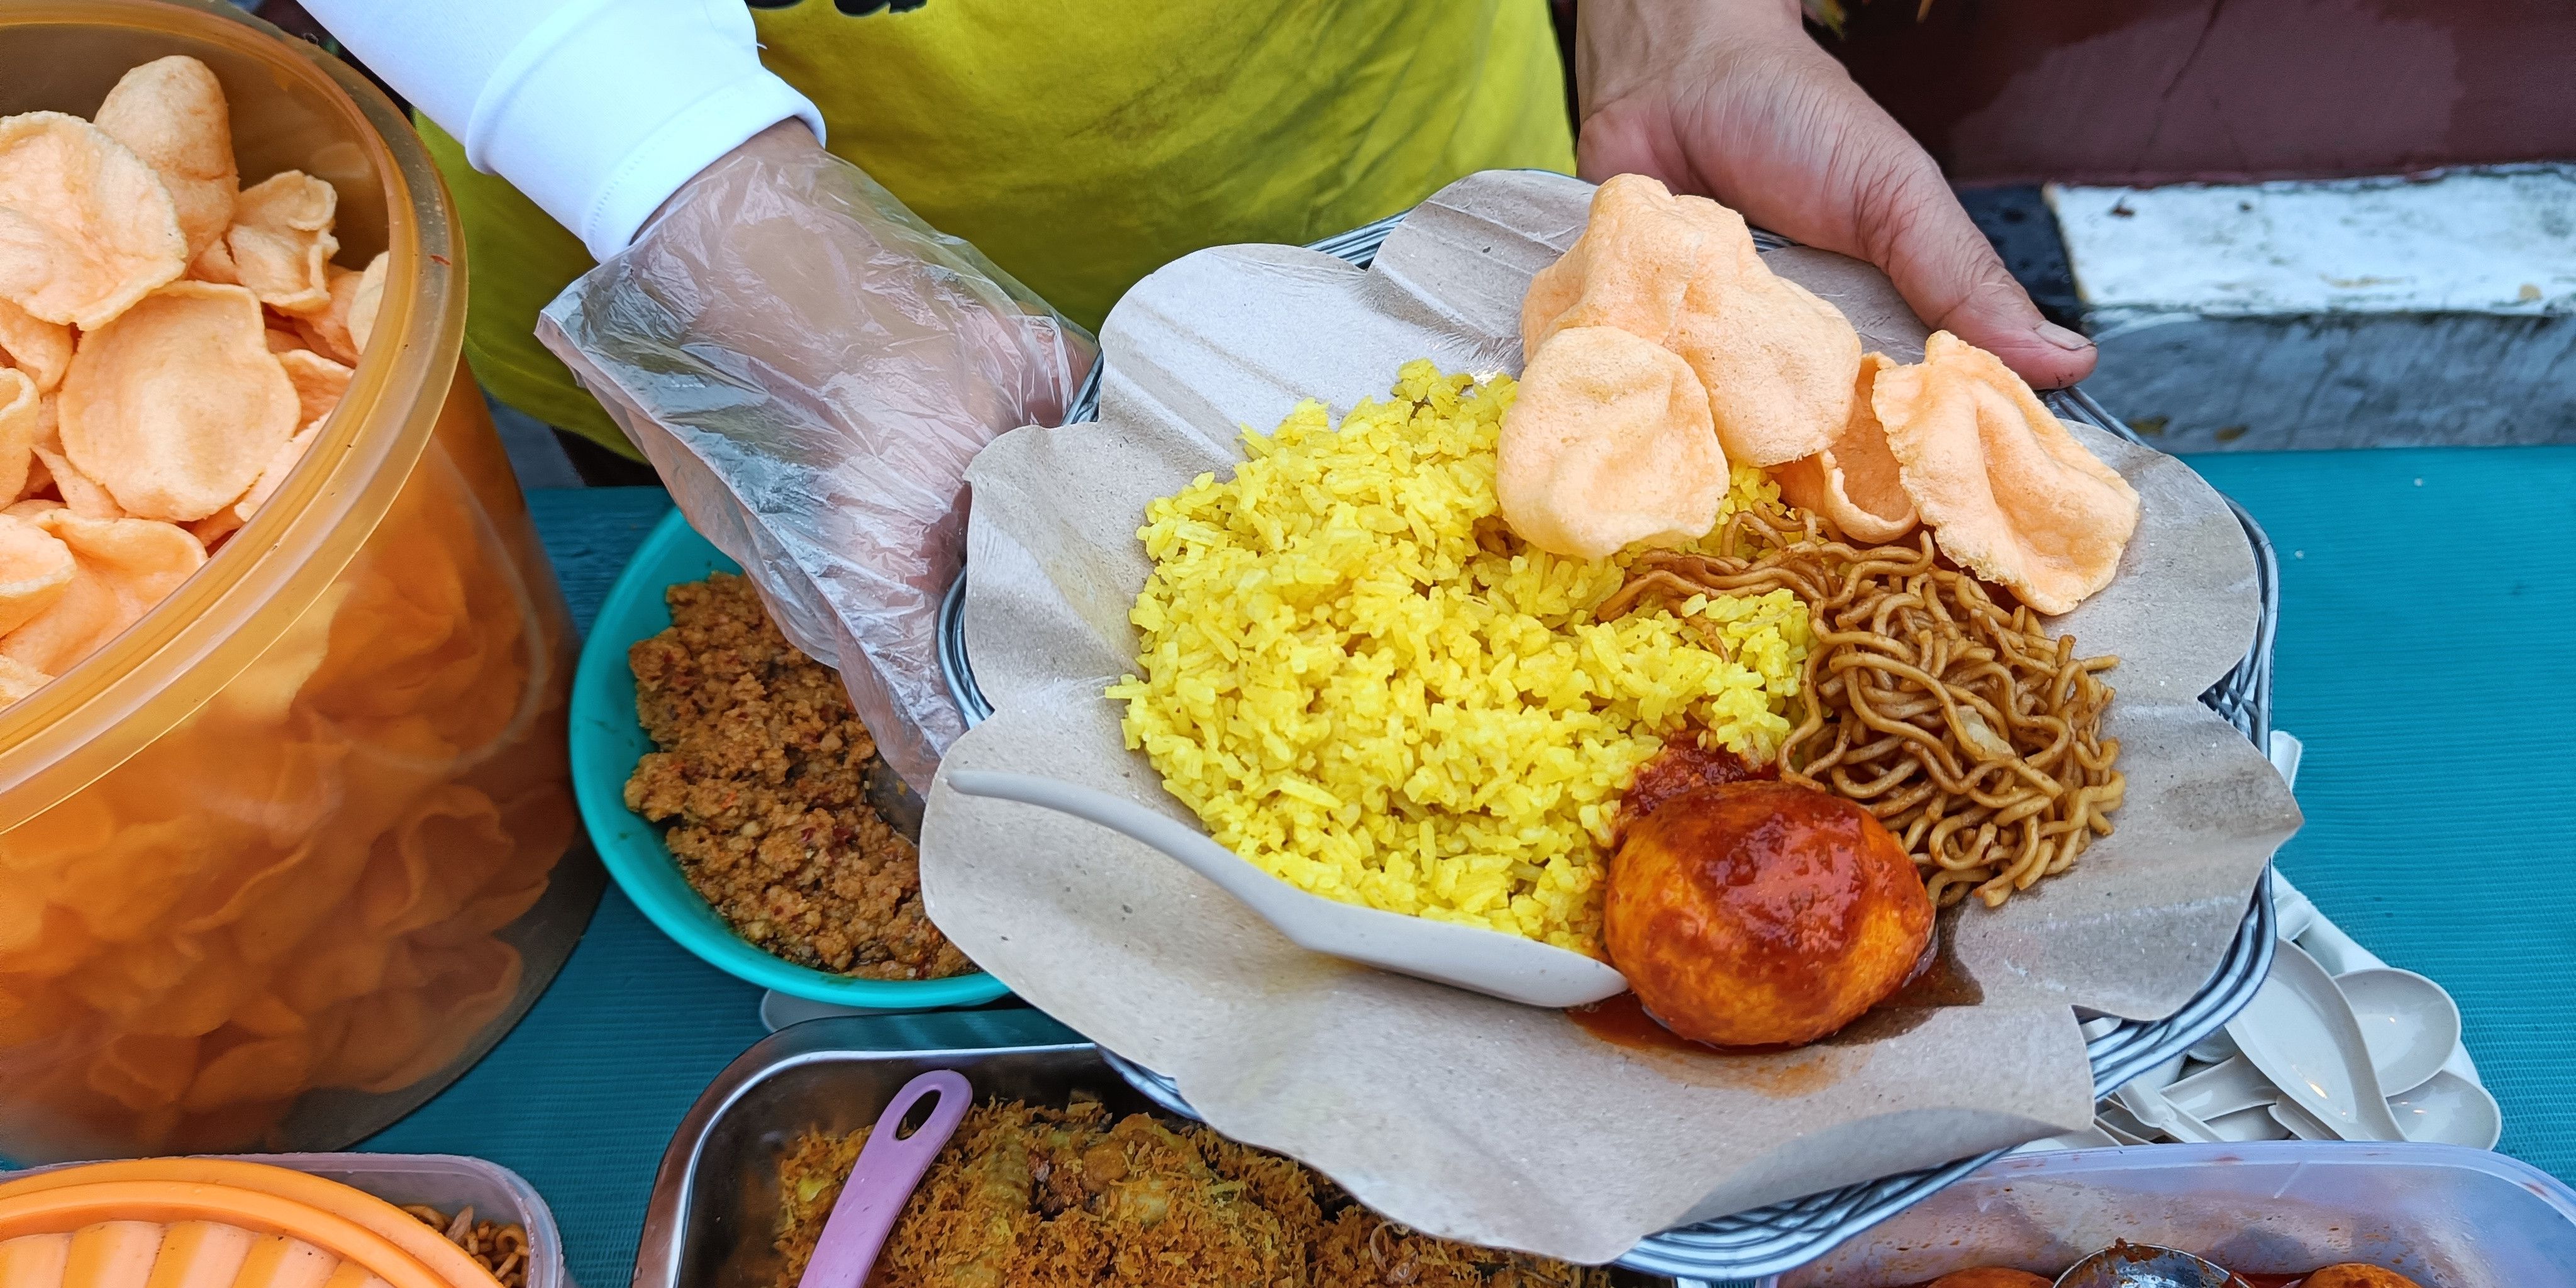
364,451,2576,1286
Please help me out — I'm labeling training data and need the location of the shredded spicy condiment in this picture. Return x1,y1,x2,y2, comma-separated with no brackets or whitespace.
625,574,970,979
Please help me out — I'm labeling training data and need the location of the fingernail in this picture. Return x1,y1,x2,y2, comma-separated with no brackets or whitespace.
2036,321,2093,352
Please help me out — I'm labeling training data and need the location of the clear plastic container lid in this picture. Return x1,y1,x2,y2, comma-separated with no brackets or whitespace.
1769,1141,2576,1286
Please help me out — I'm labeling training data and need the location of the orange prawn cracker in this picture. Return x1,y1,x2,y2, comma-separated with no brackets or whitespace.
1873,331,2140,614
1521,174,1716,357
59,280,297,522
0,655,46,706
93,57,237,264
276,350,350,430
0,511,201,675
224,172,336,315
0,369,40,501
1671,266,1860,469
1521,175,1861,469
235,425,318,525
0,113,187,329
0,60,379,692
1497,325,1726,559
187,233,236,287
0,511,74,636
293,265,363,365
0,55,562,1163
0,297,72,394
1771,353,1919,543
30,431,124,521
347,252,386,355
184,508,243,550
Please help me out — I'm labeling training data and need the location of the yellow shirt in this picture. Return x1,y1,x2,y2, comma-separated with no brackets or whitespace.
426,0,1575,455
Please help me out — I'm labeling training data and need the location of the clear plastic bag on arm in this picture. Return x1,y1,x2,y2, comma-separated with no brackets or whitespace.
539,124,1091,788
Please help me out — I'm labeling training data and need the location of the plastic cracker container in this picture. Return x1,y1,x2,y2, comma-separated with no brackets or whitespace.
0,0,595,1162
1766,1142,2576,1286
0,1152,571,1288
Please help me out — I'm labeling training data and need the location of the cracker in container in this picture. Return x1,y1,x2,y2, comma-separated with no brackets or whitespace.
226,170,337,315
58,279,298,522
0,296,71,392
93,54,237,264
31,418,128,521
0,506,73,636
0,367,40,501
1,509,203,675
0,112,186,328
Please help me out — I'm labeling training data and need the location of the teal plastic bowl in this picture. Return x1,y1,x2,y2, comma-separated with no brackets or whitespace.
569,506,1009,1009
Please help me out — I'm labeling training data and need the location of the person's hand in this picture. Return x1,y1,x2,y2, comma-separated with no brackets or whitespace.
539,121,1093,787
1574,0,2094,389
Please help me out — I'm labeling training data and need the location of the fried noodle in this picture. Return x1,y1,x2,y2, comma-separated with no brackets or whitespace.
401,1204,530,1287
1599,508,2124,907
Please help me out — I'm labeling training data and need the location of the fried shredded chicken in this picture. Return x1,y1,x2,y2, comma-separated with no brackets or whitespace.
625,573,971,979
774,1100,1633,1288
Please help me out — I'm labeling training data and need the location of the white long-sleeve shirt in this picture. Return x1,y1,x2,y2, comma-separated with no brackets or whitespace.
299,0,823,260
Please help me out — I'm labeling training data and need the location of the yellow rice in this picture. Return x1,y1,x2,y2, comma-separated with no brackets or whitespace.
1107,360,1809,956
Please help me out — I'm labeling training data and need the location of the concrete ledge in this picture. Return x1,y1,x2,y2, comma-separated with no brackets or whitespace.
2049,167,2576,450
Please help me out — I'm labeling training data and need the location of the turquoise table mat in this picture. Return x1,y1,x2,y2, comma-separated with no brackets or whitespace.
2188,447,2576,1163
366,447,2576,1287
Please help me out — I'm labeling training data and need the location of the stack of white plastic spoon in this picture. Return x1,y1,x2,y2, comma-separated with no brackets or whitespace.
2018,733,2501,1154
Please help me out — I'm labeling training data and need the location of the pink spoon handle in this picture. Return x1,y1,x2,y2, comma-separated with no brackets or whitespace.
795,1069,973,1288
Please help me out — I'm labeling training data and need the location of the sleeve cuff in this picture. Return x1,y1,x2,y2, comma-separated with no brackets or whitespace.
576,76,824,259
459,0,828,260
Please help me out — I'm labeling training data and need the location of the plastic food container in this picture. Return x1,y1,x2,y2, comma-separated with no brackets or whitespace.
0,1151,570,1288
0,0,596,1162
1767,1141,2576,1286
570,508,1006,1010
636,1011,1673,1287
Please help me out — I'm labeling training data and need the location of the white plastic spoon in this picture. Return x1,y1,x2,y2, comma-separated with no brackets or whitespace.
2202,1104,2293,1143
2091,1118,2153,1148
2111,1083,2226,1145
2268,1098,2336,1142
2226,940,2405,1141
2128,1054,2187,1093
2389,1070,2503,1148
2185,1029,2240,1065
943,769,1631,1008
2160,1055,2275,1121
2273,1066,2499,1148
2334,967,2461,1097
2273,891,2320,944
2011,1123,2124,1154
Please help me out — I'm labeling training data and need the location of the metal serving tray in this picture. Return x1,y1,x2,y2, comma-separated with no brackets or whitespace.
933,211,2282,1282
632,1010,1674,1288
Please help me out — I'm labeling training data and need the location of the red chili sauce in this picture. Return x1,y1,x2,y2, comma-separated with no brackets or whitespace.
1613,741,1773,841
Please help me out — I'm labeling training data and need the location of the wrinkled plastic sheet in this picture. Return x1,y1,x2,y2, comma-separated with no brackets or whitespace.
538,131,1090,787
